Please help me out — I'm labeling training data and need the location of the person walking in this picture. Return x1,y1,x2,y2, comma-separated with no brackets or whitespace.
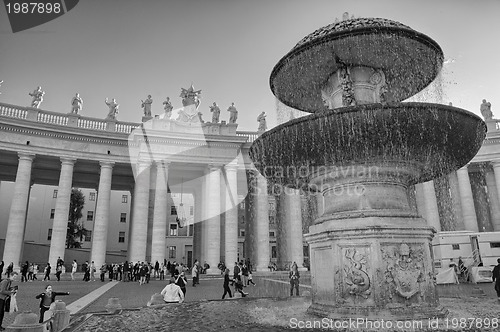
175,272,187,296
233,262,240,282
139,263,148,285
35,285,69,323
191,262,198,287
21,261,29,282
100,264,107,282
0,272,18,330
289,262,300,296
43,263,51,281
222,268,233,299
55,264,62,281
493,258,500,302
5,263,13,279
234,270,248,297
247,270,256,286
71,260,77,281
90,261,96,281
33,264,38,281
28,263,34,281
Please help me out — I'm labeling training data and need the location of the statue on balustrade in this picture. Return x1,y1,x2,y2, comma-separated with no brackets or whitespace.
163,97,173,119
105,98,119,120
29,86,45,108
0,80,3,94
71,93,83,114
177,85,202,123
257,111,267,132
480,99,493,120
210,102,221,123
227,102,238,124
141,95,153,117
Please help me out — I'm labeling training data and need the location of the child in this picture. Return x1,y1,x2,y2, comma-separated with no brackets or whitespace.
247,271,256,286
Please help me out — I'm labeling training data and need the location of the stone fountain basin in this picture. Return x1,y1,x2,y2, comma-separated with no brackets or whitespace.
249,102,486,187
271,24,443,113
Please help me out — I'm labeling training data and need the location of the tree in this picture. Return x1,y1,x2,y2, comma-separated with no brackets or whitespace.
66,188,88,248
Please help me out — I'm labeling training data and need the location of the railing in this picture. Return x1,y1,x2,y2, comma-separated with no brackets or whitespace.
0,102,259,139
0,102,28,119
237,130,259,142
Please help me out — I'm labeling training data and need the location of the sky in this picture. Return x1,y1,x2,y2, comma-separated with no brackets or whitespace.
0,0,499,131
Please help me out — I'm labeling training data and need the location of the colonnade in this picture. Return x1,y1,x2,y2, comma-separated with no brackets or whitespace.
1,152,306,273
415,163,500,232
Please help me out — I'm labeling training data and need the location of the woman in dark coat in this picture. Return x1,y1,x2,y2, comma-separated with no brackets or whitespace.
222,268,233,299
35,285,69,323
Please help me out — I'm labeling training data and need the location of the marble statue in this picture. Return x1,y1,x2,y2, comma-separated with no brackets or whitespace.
177,85,202,123
163,97,173,118
71,93,83,114
0,80,3,94
105,98,119,120
209,102,221,123
227,102,238,124
29,86,45,108
141,95,153,117
257,111,267,131
480,99,493,120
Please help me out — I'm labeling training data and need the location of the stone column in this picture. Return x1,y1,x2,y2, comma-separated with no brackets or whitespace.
129,161,151,262
484,168,500,231
456,165,479,232
416,181,441,232
448,171,466,230
205,165,221,274
90,161,114,268
151,161,169,265
2,153,34,269
224,164,238,267
283,187,306,270
200,173,208,264
492,162,500,231
254,171,270,272
48,158,76,268
193,190,202,264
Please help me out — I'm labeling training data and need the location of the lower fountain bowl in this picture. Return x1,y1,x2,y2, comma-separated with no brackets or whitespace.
249,102,486,187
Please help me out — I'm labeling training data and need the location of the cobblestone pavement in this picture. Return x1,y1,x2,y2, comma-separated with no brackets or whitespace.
5,272,500,331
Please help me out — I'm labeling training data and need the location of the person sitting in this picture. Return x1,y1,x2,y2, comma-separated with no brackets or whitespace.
160,277,184,303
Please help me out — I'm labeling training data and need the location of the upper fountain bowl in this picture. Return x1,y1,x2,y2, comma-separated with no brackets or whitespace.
270,17,444,113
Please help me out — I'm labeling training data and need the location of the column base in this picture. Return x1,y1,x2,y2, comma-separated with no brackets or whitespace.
305,214,447,321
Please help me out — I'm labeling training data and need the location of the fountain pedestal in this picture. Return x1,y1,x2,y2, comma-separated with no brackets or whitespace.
306,218,448,319
304,165,448,319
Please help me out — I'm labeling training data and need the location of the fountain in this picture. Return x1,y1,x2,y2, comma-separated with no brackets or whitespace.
249,16,486,319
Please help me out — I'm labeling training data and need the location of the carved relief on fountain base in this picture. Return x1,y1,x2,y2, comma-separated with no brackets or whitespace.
305,215,447,319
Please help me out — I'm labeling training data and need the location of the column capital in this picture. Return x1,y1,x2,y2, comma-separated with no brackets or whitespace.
224,163,238,172
492,160,500,168
60,157,77,166
207,163,222,171
155,160,170,168
99,161,115,168
457,164,470,172
18,152,35,161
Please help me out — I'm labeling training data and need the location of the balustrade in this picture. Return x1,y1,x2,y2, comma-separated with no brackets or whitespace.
0,102,259,138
